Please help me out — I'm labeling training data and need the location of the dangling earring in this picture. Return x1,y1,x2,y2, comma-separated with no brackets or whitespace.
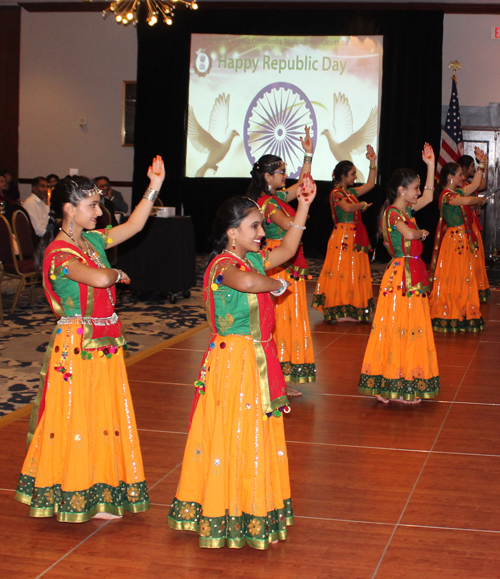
401,193,405,199
232,238,236,250
266,183,272,193
69,218,73,238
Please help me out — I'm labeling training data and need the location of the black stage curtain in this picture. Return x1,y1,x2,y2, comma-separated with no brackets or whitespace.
134,8,443,258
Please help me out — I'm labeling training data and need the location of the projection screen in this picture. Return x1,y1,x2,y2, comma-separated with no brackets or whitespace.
186,34,383,181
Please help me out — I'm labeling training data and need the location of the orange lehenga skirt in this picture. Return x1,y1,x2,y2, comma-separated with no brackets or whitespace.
312,223,374,322
15,324,149,522
359,258,440,400
167,334,293,549
429,225,484,332
264,238,315,383
472,218,490,302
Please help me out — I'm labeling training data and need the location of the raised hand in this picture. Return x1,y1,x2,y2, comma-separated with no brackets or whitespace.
422,143,435,165
147,155,165,190
300,126,313,154
474,147,487,164
366,144,377,162
296,173,317,205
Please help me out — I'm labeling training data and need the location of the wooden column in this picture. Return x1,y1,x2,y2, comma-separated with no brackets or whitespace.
0,6,21,178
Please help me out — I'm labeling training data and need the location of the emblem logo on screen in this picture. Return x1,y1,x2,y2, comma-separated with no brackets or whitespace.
244,82,317,180
195,49,212,78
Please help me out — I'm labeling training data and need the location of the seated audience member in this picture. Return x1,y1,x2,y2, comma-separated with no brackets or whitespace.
94,176,129,214
0,173,21,223
0,172,10,204
1,169,20,201
46,174,59,191
23,177,50,237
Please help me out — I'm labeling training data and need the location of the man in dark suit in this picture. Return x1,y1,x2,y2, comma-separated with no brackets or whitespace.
94,176,129,214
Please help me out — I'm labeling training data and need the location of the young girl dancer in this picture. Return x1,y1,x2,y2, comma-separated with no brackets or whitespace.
168,176,316,548
429,161,487,332
246,128,315,395
15,157,165,521
359,144,440,403
312,145,377,323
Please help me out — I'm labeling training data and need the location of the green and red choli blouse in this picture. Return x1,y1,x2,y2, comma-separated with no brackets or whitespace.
330,187,371,253
257,189,309,280
382,206,430,295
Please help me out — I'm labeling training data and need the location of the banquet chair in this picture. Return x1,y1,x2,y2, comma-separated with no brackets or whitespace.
95,204,112,230
12,210,36,259
95,205,117,265
0,214,41,314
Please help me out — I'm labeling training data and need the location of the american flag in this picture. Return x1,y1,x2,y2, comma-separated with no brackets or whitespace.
436,78,464,179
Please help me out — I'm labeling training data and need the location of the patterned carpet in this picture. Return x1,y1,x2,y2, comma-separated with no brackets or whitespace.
0,255,495,417
0,263,206,417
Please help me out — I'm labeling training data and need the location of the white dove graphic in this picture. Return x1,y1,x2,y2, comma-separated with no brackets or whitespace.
322,93,378,181
187,93,239,177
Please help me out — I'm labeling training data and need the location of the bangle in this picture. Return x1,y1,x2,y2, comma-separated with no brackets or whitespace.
114,269,123,283
424,186,435,191
361,201,368,212
303,154,313,164
143,187,160,203
369,165,377,171
271,277,288,297
289,221,306,230
478,163,485,168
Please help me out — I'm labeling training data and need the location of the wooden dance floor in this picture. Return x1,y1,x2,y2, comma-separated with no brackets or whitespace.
1,283,500,578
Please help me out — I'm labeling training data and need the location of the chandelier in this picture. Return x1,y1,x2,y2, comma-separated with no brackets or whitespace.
102,0,199,27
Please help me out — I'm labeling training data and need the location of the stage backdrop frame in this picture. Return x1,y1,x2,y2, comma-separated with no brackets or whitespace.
134,7,443,255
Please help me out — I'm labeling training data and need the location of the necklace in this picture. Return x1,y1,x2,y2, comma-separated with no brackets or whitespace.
60,228,115,307
60,227,86,253
222,249,254,271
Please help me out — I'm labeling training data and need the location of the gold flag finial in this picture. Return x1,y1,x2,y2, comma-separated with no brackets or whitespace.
448,61,461,82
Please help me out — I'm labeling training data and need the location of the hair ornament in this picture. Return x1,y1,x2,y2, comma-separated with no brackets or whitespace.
242,196,262,212
82,185,103,198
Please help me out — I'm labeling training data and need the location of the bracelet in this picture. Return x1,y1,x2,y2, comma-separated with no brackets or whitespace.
361,201,368,212
143,187,160,203
271,277,288,297
369,165,377,171
303,154,313,164
114,269,123,283
424,186,435,191
478,163,485,168
289,221,306,230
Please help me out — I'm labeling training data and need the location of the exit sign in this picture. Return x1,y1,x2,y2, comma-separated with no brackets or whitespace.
492,27,500,39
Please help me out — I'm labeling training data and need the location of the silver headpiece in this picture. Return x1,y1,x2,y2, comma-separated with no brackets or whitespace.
82,185,103,198
242,196,262,212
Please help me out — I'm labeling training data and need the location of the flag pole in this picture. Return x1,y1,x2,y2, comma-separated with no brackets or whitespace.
436,62,464,180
